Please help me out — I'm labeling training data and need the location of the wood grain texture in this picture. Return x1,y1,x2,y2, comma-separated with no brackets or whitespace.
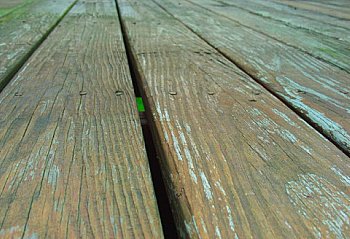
0,0,77,90
117,0,350,238
0,0,163,238
154,0,350,156
189,0,350,73
271,0,350,20
219,0,350,42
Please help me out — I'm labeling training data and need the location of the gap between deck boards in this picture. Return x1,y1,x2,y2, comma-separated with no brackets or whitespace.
151,0,350,158
0,0,79,92
114,1,178,237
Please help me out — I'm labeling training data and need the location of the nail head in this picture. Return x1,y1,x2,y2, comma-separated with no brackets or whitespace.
115,90,124,96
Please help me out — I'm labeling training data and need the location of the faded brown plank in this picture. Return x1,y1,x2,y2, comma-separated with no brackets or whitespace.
272,0,350,20
0,0,77,90
0,0,163,238
117,0,350,238
218,0,350,42
154,0,350,156
188,0,350,73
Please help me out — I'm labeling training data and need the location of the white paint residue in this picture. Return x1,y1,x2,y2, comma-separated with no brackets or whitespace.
176,121,197,183
226,206,235,232
279,129,297,143
215,226,222,239
47,164,60,186
170,130,183,161
192,216,201,236
184,220,193,235
215,181,226,196
200,171,213,201
272,108,297,127
286,173,350,239
201,218,208,234
331,166,350,186
300,145,313,155
279,76,350,149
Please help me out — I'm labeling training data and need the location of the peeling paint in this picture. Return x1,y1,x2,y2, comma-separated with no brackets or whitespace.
215,226,222,239
331,166,350,186
286,173,350,239
272,108,297,127
200,171,213,200
226,206,235,232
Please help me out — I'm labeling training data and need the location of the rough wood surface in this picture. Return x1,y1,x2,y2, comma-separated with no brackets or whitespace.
154,0,350,156
117,0,350,238
0,0,77,90
0,0,163,238
189,0,350,73
272,0,350,20
220,0,350,42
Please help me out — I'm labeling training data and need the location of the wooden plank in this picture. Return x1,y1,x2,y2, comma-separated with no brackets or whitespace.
216,0,350,42
154,0,350,156
0,0,77,90
188,0,350,73
0,0,163,238
117,0,350,238
272,0,350,20
0,0,34,18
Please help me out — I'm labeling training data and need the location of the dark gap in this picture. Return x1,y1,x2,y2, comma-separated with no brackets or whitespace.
0,0,79,92
153,0,350,158
115,1,179,237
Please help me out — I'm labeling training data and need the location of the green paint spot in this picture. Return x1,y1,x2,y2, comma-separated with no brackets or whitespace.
136,97,145,112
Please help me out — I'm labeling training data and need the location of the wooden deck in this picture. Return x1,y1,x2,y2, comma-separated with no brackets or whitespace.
0,0,349,238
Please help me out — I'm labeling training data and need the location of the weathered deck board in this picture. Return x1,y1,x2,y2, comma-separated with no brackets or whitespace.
189,0,350,73
117,0,350,238
222,0,350,42
0,0,163,238
0,0,77,90
0,0,33,18
272,0,350,20
155,0,350,156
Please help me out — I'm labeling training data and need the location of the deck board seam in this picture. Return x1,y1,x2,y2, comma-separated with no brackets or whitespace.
151,0,350,158
0,0,79,92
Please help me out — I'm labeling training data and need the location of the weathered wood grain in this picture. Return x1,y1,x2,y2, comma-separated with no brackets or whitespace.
117,0,350,238
0,0,77,90
154,0,350,156
219,0,350,42
0,0,33,18
272,0,350,20
0,0,163,238
188,0,350,73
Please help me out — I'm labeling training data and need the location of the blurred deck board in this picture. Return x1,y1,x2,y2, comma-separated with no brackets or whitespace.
189,0,350,72
0,0,163,238
0,0,77,90
219,0,350,41
155,0,350,156
272,0,350,20
117,0,350,238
